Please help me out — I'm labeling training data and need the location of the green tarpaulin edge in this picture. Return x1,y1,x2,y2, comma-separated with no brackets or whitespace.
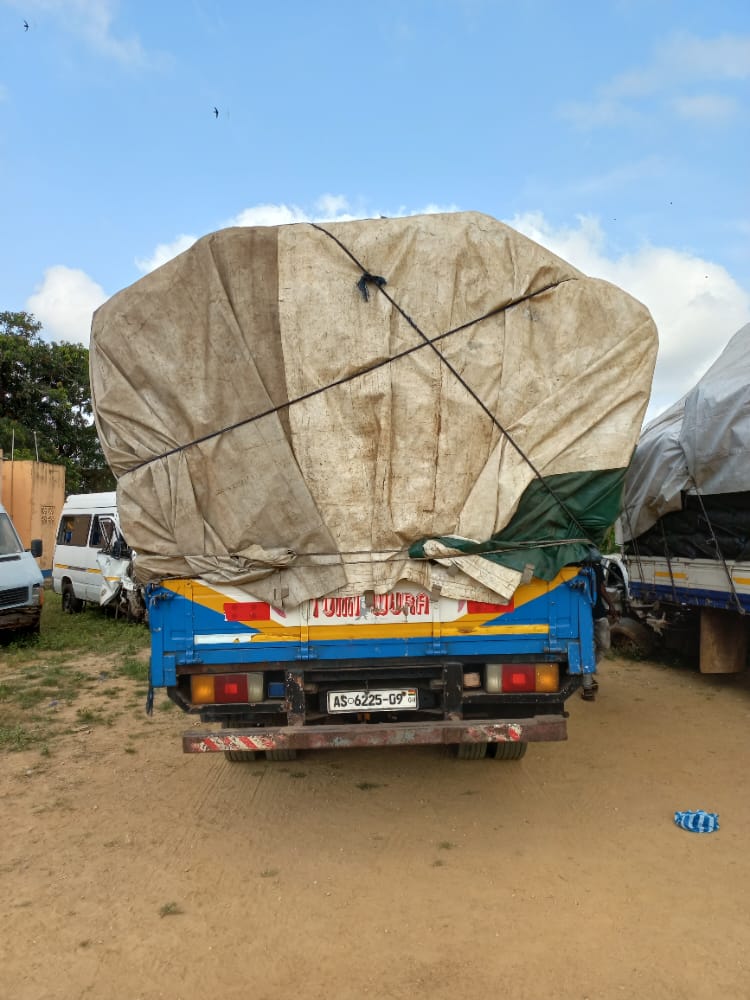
409,468,625,581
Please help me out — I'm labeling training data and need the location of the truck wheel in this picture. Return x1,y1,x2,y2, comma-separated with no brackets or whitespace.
221,719,256,761
456,742,488,760
610,616,655,658
489,741,528,760
61,582,84,614
224,749,257,762
265,749,296,761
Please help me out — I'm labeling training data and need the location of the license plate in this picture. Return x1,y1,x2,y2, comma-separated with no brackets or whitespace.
327,688,418,713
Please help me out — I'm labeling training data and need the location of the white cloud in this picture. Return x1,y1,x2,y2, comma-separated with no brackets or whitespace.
567,156,666,197
5,0,162,68
134,198,463,275
226,196,461,228
228,203,313,227
671,94,737,122
135,234,197,274
561,31,750,128
661,32,750,80
558,98,639,130
314,194,355,218
28,205,750,427
27,265,107,345
509,211,750,422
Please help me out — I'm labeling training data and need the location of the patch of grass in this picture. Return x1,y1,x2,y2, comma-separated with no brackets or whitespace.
3,592,149,662
438,841,456,851
0,592,150,755
75,707,108,727
356,781,385,791
0,723,34,751
289,771,307,779
116,657,149,682
158,901,182,918
157,700,174,712
260,868,279,879
98,687,123,698
124,746,137,754
431,859,446,867
16,687,49,710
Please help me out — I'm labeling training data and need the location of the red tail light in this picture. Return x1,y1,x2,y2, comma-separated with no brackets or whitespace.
502,664,536,692
214,675,249,702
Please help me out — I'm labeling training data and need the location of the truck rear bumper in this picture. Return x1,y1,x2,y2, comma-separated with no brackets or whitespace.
183,715,567,753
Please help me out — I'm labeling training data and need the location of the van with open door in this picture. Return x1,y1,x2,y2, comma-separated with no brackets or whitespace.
52,492,146,621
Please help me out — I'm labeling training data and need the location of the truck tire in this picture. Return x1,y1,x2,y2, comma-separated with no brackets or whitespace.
265,749,296,761
489,741,528,760
61,582,84,614
610,616,656,657
221,719,256,761
224,749,257,762
456,742,488,760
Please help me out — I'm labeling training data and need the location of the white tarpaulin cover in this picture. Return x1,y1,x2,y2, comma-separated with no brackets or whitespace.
90,212,657,606
621,322,750,541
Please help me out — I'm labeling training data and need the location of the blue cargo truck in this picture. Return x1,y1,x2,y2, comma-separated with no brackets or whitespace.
615,323,750,674
147,568,599,759
89,213,657,760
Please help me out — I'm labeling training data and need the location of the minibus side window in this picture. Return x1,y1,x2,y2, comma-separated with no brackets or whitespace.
57,515,91,546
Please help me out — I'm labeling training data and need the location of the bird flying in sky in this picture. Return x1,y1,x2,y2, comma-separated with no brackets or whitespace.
213,107,219,118
24,20,29,30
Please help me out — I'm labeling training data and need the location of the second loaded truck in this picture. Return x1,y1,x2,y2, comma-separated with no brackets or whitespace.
89,212,657,759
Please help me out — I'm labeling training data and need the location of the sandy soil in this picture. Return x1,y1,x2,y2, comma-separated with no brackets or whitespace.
2,653,750,1000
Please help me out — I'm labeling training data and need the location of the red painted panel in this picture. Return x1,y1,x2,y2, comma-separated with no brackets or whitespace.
466,598,514,615
224,601,271,621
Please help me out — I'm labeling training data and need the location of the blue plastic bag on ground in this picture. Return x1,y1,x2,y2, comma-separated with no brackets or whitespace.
674,810,720,833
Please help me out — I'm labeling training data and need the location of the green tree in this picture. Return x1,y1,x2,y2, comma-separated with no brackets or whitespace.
0,310,114,493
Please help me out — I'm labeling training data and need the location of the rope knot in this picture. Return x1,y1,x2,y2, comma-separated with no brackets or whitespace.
356,272,387,302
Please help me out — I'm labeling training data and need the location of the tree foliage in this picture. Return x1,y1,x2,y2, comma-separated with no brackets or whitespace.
0,310,114,493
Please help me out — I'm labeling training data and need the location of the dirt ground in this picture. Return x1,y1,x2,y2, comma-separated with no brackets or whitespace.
2,652,750,1000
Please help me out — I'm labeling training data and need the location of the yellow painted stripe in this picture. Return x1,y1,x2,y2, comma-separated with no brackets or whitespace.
443,623,549,636
190,621,551,642
166,567,580,614
301,622,549,641
54,562,98,574
733,576,750,585
445,623,549,636
164,568,572,643
655,571,687,579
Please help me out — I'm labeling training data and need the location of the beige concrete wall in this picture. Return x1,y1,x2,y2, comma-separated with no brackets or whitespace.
0,460,66,575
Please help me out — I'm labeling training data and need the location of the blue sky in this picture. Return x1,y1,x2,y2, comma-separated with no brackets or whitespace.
1,0,748,421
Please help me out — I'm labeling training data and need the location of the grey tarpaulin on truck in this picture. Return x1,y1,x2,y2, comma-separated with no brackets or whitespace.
620,322,750,548
89,212,657,607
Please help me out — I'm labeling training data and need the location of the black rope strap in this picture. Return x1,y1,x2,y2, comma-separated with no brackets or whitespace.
121,221,592,547
691,481,745,615
312,223,590,542
659,517,679,603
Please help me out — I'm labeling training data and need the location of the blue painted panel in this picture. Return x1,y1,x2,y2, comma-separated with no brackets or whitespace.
147,571,597,684
630,581,750,614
